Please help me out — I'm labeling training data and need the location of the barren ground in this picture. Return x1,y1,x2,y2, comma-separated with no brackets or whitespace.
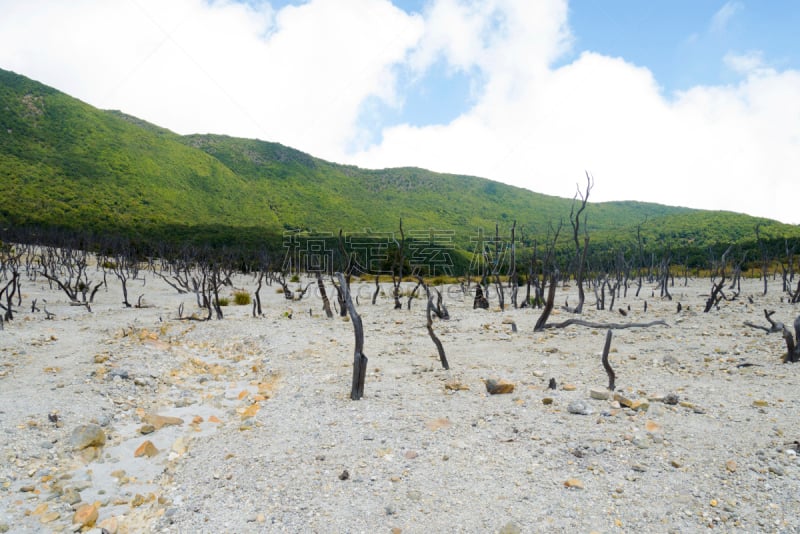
1,273,799,533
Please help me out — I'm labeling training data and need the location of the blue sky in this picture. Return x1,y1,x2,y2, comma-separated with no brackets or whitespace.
0,0,798,223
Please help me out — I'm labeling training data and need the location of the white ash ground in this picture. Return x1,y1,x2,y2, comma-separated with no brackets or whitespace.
1,274,799,533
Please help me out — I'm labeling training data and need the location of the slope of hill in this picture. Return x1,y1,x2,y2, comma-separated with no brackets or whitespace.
1,67,798,265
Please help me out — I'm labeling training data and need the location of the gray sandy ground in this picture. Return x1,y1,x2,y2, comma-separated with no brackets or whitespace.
1,273,799,533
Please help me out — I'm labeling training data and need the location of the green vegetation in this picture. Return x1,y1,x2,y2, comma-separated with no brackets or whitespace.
233,290,252,306
1,67,798,269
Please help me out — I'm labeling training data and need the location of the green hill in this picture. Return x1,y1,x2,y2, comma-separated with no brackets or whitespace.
1,67,798,269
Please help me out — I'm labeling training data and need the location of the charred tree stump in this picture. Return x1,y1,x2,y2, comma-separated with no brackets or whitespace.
316,272,333,318
473,284,489,309
337,273,367,400
782,316,800,363
602,329,616,390
534,271,558,331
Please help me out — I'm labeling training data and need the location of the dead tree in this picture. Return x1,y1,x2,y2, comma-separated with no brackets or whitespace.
488,223,506,311
426,289,450,370
533,221,563,332
755,224,770,296
316,271,333,318
391,220,406,310
509,221,519,308
569,173,593,314
602,329,616,390
337,272,367,399
38,244,101,307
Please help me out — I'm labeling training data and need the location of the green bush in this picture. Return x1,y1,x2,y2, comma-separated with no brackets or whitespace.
233,290,251,305
217,297,230,306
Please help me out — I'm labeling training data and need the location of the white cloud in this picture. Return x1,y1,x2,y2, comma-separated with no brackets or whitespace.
349,0,800,224
710,1,743,34
0,0,423,159
724,50,767,74
0,0,797,224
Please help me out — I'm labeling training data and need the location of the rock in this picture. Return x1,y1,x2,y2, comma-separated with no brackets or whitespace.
752,400,769,408
542,397,554,405
134,440,159,458
171,437,189,456
768,464,785,476
485,378,515,394
39,511,60,523
568,400,593,415
613,392,634,408
589,387,610,400
498,522,521,534
404,450,418,460
444,380,470,391
72,503,98,528
338,470,349,481
564,478,584,489
143,413,184,429
645,420,662,434
70,424,106,450
98,516,119,533
139,424,156,435
631,399,650,412
562,383,577,391
725,459,738,472
663,393,679,405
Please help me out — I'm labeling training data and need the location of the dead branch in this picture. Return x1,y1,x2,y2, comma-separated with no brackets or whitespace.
743,309,784,333
544,318,668,330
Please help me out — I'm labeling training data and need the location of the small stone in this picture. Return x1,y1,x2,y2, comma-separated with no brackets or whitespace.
134,440,159,458
562,383,577,391
338,470,350,481
725,460,737,472
568,400,593,415
663,393,679,405
98,516,119,533
485,378,515,395
564,478,584,489
444,380,470,391
752,400,769,408
645,420,662,434
768,464,785,476
631,399,650,412
143,413,184,429
40,511,60,523
589,387,610,400
172,437,189,456
139,424,156,435
72,503,98,528
498,522,521,534
130,493,147,507
70,424,106,450
404,450,418,460
613,393,634,408
542,397,554,405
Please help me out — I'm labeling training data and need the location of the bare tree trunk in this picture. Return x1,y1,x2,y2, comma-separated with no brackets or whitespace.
337,272,367,400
